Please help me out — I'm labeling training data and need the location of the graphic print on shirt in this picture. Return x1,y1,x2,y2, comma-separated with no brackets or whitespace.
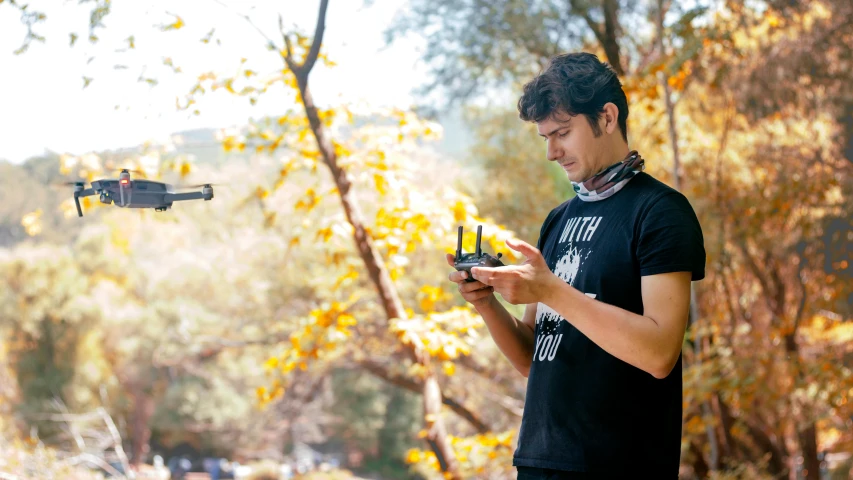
533,215,602,363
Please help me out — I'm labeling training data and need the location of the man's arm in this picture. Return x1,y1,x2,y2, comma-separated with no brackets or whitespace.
541,270,692,379
474,299,537,377
446,254,537,377
470,239,692,379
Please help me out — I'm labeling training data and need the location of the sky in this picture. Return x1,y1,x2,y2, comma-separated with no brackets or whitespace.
0,0,432,163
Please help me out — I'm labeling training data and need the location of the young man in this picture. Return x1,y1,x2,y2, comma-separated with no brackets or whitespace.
445,52,705,478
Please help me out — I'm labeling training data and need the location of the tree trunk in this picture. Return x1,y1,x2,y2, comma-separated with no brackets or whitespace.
784,333,820,480
294,75,462,479
128,380,154,465
798,422,820,480
569,0,624,76
689,440,710,479
655,0,717,473
600,0,624,76
656,0,682,190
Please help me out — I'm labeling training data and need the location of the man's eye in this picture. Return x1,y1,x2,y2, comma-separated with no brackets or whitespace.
558,130,570,137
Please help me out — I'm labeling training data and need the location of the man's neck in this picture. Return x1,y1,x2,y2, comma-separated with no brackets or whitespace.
591,145,631,177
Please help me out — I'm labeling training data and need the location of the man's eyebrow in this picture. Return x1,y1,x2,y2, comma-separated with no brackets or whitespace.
538,121,572,137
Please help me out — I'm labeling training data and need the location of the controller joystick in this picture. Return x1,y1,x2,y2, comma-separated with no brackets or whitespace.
453,225,506,282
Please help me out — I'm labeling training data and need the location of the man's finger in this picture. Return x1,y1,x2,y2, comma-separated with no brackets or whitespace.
506,238,540,260
445,253,456,267
465,286,494,302
458,280,490,294
448,269,469,283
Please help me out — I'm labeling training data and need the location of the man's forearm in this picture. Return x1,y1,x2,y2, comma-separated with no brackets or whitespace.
474,296,536,377
541,280,681,379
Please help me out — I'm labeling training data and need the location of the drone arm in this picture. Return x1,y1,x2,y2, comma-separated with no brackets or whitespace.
73,188,97,217
164,192,207,202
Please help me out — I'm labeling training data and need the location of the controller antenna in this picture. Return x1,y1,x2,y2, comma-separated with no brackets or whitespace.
475,225,483,257
456,226,463,261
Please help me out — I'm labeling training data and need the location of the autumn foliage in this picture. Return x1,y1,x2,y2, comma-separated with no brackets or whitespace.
0,0,851,479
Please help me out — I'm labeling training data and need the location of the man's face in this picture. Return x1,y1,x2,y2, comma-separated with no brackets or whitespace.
537,113,607,183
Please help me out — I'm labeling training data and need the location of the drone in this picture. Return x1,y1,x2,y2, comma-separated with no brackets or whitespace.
67,169,214,217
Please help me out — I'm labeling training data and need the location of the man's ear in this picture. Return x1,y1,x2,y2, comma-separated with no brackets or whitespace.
602,102,619,134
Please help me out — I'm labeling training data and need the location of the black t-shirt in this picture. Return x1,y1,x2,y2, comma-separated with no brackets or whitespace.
512,172,706,477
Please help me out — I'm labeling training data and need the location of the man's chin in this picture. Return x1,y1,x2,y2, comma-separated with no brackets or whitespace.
565,171,582,183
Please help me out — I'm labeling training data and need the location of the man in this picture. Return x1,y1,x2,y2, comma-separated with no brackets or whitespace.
445,52,705,478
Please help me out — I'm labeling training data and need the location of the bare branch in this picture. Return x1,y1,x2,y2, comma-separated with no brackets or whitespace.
62,453,124,478
279,13,297,72
301,0,329,76
735,242,777,315
482,390,524,417
791,255,808,337
358,359,491,433
98,407,131,477
52,397,86,452
210,0,276,50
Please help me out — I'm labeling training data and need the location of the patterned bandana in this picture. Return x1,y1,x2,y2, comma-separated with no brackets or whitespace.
571,150,645,202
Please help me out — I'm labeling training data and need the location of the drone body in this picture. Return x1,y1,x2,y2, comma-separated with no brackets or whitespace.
71,169,214,217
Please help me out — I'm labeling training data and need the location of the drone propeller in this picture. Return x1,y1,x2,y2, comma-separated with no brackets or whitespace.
172,183,227,189
114,168,147,175
52,180,86,186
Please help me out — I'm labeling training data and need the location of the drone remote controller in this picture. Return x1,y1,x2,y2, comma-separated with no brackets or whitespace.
453,225,505,282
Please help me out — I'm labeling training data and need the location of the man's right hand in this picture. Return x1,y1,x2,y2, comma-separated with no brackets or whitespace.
446,253,495,308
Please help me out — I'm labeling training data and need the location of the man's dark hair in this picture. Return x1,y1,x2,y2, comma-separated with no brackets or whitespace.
518,52,629,142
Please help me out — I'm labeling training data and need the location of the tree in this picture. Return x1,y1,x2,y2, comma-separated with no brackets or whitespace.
388,0,853,478
3,1,532,476
385,0,672,107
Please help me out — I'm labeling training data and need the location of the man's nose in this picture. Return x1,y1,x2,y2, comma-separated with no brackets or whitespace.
547,140,562,161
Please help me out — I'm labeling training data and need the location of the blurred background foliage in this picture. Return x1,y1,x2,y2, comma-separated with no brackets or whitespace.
0,0,851,479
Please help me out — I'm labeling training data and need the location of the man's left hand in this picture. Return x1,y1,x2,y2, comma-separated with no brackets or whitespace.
471,238,560,305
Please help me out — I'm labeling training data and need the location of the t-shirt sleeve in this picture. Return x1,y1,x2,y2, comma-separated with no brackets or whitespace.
637,192,706,281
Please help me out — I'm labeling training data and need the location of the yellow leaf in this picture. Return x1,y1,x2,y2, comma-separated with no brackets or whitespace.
374,173,388,195
163,15,185,31
337,314,357,328
442,361,455,376
335,269,358,288
179,162,192,178
405,449,421,464
452,200,468,223
316,227,333,243
263,357,279,369
20,209,43,236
